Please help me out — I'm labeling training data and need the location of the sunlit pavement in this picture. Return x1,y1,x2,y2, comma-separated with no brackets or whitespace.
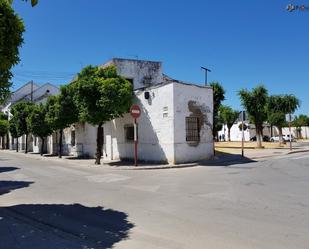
1,150,309,249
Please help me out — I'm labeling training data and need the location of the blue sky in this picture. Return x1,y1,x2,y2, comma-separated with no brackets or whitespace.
11,0,309,114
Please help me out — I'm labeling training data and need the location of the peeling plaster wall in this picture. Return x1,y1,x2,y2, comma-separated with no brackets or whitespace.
107,58,163,90
173,83,213,163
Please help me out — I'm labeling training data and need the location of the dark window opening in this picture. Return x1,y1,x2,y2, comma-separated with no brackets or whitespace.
186,117,200,142
71,130,76,146
126,78,134,85
34,136,37,146
124,124,137,142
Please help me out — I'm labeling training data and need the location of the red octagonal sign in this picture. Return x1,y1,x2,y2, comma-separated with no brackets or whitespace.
130,104,141,119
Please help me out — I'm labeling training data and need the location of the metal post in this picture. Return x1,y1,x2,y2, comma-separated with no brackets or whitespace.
201,67,211,86
241,111,244,157
289,113,292,151
134,118,138,166
30,80,33,102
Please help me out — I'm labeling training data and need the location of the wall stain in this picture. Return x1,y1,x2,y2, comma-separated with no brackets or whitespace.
188,100,212,146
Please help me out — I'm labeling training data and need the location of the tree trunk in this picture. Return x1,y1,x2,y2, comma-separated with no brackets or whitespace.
256,125,263,148
16,138,19,152
95,123,103,165
25,134,28,153
228,128,231,142
6,133,9,149
278,126,283,145
40,137,44,156
58,129,63,158
1,136,4,149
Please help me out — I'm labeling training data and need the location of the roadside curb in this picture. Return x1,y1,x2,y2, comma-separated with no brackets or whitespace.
250,148,309,160
0,150,200,170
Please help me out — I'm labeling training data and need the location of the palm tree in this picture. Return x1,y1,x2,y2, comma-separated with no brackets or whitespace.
293,115,307,138
239,85,268,148
267,95,300,144
219,105,239,141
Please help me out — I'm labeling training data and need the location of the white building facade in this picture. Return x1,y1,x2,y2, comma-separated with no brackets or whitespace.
1,81,60,153
63,58,214,164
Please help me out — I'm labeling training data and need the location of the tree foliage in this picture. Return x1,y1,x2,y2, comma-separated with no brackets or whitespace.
267,94,300,144
72,65,133,164
239,85,268,147
0,119,9,136
27,103,52,155
0,0,25,103
209,82,225,139
45,85,79,157
10,101,35,152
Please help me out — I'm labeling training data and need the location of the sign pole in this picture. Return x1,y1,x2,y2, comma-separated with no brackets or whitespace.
289,113,292,151
130,104,141,167
241,111,244,157
134,118,138,166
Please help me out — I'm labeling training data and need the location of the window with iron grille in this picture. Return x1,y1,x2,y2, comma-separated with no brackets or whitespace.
186,117,200,142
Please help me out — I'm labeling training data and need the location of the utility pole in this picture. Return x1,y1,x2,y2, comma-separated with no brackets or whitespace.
30,80,33,102
241,111,245,157
201,67,211,86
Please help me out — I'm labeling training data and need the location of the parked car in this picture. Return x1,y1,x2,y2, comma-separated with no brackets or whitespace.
250,135,270,142
270,134,296,142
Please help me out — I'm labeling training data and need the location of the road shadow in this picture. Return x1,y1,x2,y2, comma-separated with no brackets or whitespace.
0,180,33,195
2,203,134,249
198,152,257,167
0,166,19,173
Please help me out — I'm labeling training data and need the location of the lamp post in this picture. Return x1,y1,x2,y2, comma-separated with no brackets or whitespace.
201,67,211,86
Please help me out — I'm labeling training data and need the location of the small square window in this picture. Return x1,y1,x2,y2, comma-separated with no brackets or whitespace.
124,124,137,142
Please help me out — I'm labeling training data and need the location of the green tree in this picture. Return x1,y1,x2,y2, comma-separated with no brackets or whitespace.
209,82,225,141
267,95,300,144
293,115,308,138
9,116,20,152
219,105,239,141
72,65,133,164
27,103,52,155
0,0,25,103
239,85,268,148
0,119,9,149
45,85,79,158
10,101,35,153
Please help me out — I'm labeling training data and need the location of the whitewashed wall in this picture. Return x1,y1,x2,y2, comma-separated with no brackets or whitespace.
103,83,175,163
173,83,213,163
282,126,309,139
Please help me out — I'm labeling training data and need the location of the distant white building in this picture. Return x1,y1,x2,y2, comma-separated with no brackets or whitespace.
63,58,214,164
1,81,59,152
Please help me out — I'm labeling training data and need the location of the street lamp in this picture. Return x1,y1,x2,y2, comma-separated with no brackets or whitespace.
201,67,211,86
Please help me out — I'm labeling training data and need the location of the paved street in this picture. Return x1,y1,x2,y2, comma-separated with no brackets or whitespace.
1,150,309,249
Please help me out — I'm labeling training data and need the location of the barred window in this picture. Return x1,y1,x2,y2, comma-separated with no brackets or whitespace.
186,117,200,142
124,124,136,142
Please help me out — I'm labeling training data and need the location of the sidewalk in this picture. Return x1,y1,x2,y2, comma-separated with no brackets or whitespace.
2,143,309,170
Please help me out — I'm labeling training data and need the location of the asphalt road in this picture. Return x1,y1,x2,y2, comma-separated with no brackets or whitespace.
0,150,309,249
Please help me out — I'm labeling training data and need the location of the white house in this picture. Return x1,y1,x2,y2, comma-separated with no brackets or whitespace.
63,58,214,164
1,81,60,152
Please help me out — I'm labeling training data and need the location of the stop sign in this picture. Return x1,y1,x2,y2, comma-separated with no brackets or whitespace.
130,104,141,119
